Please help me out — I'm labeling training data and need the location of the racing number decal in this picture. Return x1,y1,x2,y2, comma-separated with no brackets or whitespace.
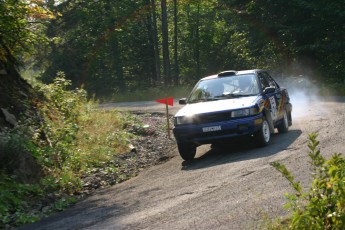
269,96,278,120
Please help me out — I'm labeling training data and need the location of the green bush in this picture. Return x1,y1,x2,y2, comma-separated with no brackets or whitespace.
0,174,43,227
271,133,345,229
37,72,86,169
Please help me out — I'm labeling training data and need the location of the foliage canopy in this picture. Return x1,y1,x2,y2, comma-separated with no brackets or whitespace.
0,0,55,64
28,0,344,98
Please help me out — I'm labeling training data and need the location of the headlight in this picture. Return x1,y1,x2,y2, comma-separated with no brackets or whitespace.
174,115,194,125
231,107,258,118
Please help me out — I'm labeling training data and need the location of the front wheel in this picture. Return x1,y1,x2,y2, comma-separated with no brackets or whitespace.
254,117,271,147
177,143,196,161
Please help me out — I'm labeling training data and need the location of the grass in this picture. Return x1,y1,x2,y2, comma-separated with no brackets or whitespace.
75,106,137,171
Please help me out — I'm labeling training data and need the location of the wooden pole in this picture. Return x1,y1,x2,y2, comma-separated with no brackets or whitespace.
155,98,172,138
165,100,171,138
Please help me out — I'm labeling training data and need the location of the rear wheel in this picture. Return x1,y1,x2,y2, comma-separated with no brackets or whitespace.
255,117,270,147
177,143,196,161
277,110,289,133
288,111,292,126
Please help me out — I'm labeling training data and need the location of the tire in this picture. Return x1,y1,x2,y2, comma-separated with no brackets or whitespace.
255,116,271,147
177,143,196,161
277,110,289,133
288,111,292,126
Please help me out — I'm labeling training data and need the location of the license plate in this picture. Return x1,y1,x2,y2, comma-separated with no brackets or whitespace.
202,125,221,132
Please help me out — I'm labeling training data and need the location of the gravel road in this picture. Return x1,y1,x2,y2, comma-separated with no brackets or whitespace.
20,96,345,230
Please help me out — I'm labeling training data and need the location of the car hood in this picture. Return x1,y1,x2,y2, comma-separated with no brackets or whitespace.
175,96,261,117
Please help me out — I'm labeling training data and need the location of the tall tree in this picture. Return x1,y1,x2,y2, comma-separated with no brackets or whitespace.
161,0,171,86
106,0,126,93
194,3,200,79
173,0,179,85
150,0,161,85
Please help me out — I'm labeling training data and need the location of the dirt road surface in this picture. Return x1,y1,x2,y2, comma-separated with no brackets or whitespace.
21,96,345,230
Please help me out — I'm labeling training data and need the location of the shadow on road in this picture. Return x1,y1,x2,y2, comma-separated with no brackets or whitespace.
181,129,302,171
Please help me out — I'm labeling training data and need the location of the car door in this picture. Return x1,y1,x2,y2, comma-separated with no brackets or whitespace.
265,73,286,120
258,72,280,123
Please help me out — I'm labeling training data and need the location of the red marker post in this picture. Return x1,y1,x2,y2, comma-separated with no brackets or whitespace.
155,97,174,138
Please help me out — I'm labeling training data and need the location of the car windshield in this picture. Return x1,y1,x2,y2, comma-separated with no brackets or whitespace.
188,74,259,103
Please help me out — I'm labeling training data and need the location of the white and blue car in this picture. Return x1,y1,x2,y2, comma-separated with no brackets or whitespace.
173,69,292,161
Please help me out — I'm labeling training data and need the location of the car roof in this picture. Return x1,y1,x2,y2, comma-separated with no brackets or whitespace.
200,69,266,81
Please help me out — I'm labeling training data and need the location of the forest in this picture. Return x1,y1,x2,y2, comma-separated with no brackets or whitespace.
2,0,345,98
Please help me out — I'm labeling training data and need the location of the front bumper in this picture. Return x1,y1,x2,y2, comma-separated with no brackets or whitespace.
173,114,263,145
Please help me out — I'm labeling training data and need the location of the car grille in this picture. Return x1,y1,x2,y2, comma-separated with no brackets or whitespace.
191,111,232,124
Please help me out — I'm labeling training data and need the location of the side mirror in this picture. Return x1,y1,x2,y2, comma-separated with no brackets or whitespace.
179,98,187,105
264,87,275,94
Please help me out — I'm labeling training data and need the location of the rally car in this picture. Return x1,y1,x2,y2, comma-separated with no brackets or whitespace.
173,69,292,161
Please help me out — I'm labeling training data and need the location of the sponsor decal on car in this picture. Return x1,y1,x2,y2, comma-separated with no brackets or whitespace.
202,125,222,132
269,96,278,120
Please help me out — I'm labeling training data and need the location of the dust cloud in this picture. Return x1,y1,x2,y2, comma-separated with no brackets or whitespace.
276,75,322,119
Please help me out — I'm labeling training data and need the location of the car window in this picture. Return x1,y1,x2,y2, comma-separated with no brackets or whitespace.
258,73,270,91
223,80,237,92
263,72,277,88
188,74,259,103
237,74,259,95
266,74,279,88
188,78,225,101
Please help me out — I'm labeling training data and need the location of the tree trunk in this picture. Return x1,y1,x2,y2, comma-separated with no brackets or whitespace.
161,0,170,86
195,3,201,79
111,34,125,92
150,0,161,85
173,0,179,85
